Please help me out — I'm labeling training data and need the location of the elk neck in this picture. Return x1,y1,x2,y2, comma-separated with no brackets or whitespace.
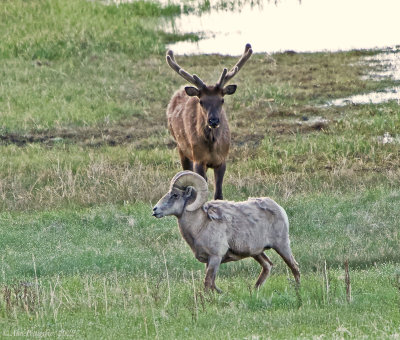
204,125,219,145
196,106,223,147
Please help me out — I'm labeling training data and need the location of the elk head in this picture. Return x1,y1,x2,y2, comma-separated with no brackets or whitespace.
166,44,253,129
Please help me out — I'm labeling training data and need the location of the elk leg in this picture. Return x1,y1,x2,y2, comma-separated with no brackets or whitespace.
213,163,226,200
253,253,273,289
194,163,207,181
178,149,193,171
274,243,300,285
204,255,222,293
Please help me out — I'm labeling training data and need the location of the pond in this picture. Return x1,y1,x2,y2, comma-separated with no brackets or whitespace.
109,0,400,106
162,0,400,106
327,49,400,106
164,0,400,56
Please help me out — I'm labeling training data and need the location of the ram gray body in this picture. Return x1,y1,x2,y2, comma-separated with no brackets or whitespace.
152,171,300,292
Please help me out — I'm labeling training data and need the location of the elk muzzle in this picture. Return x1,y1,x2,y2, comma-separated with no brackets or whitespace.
208,117,220,129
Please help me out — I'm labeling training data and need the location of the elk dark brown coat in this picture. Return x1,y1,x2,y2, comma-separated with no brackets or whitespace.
166,44,252,199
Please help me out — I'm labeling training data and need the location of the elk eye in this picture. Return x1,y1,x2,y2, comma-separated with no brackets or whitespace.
199,100,203,106
221,98,224,104
171,193,178,199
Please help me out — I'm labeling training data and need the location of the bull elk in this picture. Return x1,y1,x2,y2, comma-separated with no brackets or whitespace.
165,44,253,200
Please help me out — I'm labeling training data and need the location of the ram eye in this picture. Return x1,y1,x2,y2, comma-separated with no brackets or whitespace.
221,98,224,104
199,100,203,106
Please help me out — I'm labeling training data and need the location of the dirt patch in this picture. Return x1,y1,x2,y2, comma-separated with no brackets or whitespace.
231,132,265,148
0,128,136,147
271,117,330,134
0,119,169,148
1,114,329,149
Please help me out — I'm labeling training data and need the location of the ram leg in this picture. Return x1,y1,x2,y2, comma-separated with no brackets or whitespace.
253,253,273,289
274,244,300,285
204,256,222,293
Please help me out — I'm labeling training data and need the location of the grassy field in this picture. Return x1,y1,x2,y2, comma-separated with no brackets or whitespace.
1,0,400,338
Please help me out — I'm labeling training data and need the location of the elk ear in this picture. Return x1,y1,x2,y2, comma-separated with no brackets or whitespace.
223,84,237,96
184,86,200,97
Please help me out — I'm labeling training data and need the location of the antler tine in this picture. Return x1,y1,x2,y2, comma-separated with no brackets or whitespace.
166,50,206,89
193,74,206,89
219,43,253,87
216,68,228,88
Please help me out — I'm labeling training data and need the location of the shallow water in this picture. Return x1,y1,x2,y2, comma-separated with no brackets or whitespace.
107,0,400,105
328,49,400,106
363,51,400,81
328,88,400,106
165,0,400,56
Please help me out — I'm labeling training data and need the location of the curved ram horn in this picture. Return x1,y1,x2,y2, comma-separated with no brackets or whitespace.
170,171,208,211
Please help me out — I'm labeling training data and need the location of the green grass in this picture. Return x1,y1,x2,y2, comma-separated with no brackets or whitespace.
1,0,400,338
1,192,399,338
1,189,399,281
0,0,184,131
0,0,183,60
1,269,398,338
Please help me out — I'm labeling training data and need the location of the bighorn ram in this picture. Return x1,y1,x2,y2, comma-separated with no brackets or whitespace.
165,44,253,200
152,171,300,292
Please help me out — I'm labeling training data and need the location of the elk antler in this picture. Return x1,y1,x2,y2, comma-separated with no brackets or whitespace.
166,50,206,89
216,43,253,88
